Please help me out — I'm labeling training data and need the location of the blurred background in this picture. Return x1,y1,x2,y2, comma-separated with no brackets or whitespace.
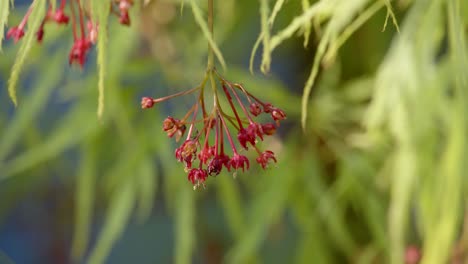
0,0,467,263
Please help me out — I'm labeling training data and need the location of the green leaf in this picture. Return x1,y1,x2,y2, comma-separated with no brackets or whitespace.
382,0,400,33
0,0,10,51
249,32,263,74
226,144,296,264
268,0,286,26
259,0,271,73
175,187,195,264
8,0,46,106
189,0,226,71
301,0,312,47
72,144,97,261
216,176,245,240
95,0,110,119
269,1,333,51
87,183,136,264
135,159,157,222
0,106,99,179
0,48,64,162
324,0,386,64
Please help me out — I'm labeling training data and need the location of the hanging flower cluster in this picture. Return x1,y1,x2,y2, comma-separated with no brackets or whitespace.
142,70,286,189
6,0,133,68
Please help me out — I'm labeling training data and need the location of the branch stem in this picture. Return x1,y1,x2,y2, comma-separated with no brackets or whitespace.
207,0,214,70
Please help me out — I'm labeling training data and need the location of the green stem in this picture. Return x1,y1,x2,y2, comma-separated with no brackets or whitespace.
207,0,214,70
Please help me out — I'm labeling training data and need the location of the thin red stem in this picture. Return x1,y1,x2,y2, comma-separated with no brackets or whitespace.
186,103,199,140
218,112,238,154
153,86,201,104
233,83,255,104
236,86,267,106
76,0,85,38
69,0,77,39
215,117,220,154
19,7,33,29
253,144,263,155
226,82,255,124
200,115,214,149
222,85,244,129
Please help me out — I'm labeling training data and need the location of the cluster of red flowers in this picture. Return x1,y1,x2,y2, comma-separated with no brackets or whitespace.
6,0,133,67
142,71,286,189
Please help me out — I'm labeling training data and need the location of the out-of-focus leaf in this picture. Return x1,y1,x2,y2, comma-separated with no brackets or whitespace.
0,105,99,179
0,0,10,51
87,182,136,264
420,1,467,263
94,0,110,119
216,175,245,240
135,158,157,222
0,49,64,162
72,143,97,261
226,141,295,264
175,187,194,264
300,0,369,129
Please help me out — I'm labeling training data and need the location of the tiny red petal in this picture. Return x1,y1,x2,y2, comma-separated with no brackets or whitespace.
230,154,249,172
261,123,276,136
7,26,25,43
53,9,69,24
237,128,256,150
163,117,186,141
246,122,264,141
271,108,286,122
198,145,215,164
249,102,263,116
187,168,208,186
87,21,98,44
256,150,277,169
119,0,133,11
69,38,92,67
175,140,198,169
208,153,230,175
36,27,45,43
119,12,131,26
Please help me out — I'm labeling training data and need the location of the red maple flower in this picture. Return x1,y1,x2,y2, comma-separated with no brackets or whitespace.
142,70,285,188
51,9,70,24
69,38,91,67
7,26,25,43
187,168,208,188
230,154,250,172
256,150,277,169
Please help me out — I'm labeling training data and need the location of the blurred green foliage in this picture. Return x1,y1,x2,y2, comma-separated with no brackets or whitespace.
1,0,468,263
